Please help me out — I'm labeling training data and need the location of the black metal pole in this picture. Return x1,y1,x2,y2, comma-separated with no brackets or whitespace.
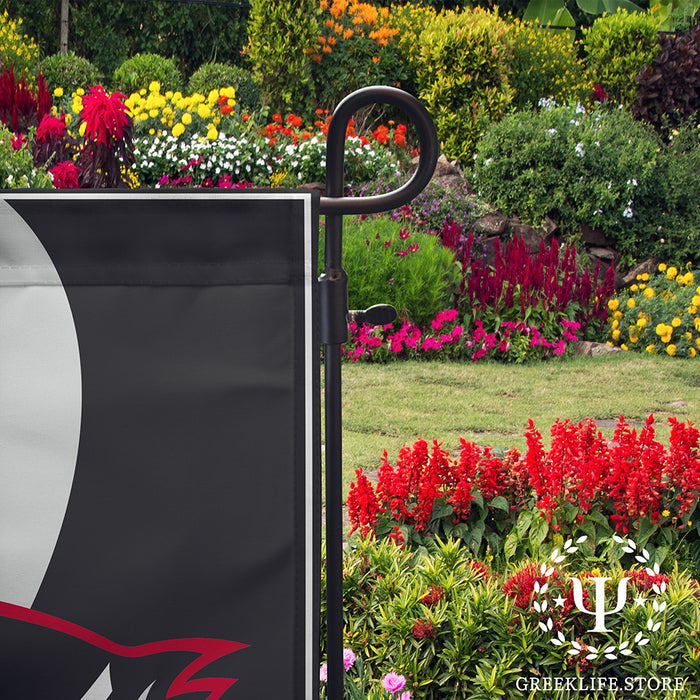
319,86,438,700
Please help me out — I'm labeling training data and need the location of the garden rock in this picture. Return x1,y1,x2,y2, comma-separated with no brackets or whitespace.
621,259,657,287
572,341,622,356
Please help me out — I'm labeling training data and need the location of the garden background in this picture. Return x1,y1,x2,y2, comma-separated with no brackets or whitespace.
1,0,700,697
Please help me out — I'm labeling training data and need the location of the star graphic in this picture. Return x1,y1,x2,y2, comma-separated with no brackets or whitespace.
553,595,567,607
634,595,647,607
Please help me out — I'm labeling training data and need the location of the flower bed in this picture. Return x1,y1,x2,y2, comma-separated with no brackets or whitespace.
334,414,700,698
606,263,700,358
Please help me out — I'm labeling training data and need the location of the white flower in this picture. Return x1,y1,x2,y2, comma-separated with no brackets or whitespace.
483,157,493,167
547,128,558,137
575,143,585,157
623,207,633,218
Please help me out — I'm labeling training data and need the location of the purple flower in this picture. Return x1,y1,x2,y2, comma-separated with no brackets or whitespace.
319,664,327,682
382,672,407,694
343,648,356,671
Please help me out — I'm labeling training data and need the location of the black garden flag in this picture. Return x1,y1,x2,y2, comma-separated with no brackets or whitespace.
0,191,320,700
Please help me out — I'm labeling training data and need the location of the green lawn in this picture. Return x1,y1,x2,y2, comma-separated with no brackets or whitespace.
330,353,700,497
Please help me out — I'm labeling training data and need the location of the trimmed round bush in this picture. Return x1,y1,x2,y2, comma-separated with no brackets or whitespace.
111,53,182,96
582,9,660,106
40,51,102,93
186,62,261,112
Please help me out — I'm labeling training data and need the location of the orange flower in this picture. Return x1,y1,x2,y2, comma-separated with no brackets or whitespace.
312,54,322,63
317,35,326,44
330,0,348,18
320,0,329,9
327,35,337,46
242,113,250,121
343,28,354,39
322,44,332,53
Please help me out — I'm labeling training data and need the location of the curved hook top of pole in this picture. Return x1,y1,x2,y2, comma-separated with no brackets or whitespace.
319,86,439,216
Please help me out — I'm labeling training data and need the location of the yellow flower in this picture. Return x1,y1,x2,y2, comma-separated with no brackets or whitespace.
689,347,697,358
627,298,635,309
667,266,678,279
206,125,218,140
197,103,211,119
612,329,621,341
76,87,85,96
644,287,654,299
656,323,668,336
646,344,657,354
641,272,650,281
614,310,623,321
690,305,698,315
149,80,161,93
79,121,87,137
667,344,676,356
181,112,192,125
53,86,63,97
612,319,619,330
658,263,667,272
608,298,619,311
693,295,700,306
631,284,638,291
172,122,185,137
636,318,647,328
621,343,628,350
662,509,670,517
672,317,682,327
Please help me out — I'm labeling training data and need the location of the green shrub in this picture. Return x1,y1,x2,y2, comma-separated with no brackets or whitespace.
633,23,700,133
0,9,39,83
389,2,437,97
508,19,592,109
0,125,51,187
111,53,182,96
245,0,317,116
471,101,663,263
416,8,513,165
651,122,700,265
326,216,459,328
186,62,261,113
583,9,660,105
321,537,700,700
40,51,101,94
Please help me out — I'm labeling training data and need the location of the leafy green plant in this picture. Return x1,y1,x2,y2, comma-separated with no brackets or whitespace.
633,23,700,133
333,216,460,328
0,124,51,187
582,9,661,106
507,20,592,109
186,62,261,113
321,537,700,699
111,53,182,96
245,0,317,116
416,8,513,165
605,263,700,356
471,100,663,262
39,51,102,94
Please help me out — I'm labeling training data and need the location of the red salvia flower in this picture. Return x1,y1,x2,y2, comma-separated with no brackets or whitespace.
36,114,67,143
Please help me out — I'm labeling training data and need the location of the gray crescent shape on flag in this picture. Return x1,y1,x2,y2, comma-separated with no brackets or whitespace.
0,198,82,609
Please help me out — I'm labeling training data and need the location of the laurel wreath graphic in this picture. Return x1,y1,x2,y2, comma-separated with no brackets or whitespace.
533,535,666,660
